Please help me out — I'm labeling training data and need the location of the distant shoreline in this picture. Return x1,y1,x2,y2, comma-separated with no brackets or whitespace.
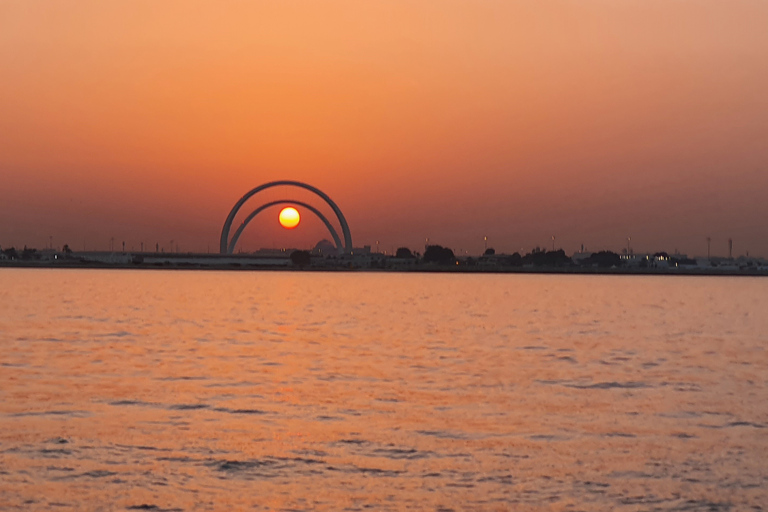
1,259,767,277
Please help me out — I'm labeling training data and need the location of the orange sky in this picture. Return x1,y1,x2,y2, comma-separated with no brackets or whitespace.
1,1,767,257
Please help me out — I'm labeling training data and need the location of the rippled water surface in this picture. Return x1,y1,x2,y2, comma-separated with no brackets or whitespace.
1,269,767,511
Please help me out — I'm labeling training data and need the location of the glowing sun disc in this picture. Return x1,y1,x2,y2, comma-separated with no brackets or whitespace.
279,207,300,229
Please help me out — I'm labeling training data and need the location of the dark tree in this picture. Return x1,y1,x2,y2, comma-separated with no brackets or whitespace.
290,250,312,267
503,252,523,266
2,247,18,260
62,244,73,255
423,245,456,265
484,248,495,256
395,247,414,258
522,249,572,267
21,246,39,260
581,251,622,268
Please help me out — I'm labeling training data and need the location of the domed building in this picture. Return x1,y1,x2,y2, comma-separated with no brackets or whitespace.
312,239,336,256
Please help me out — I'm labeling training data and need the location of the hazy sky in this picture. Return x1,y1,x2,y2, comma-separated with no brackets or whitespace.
1,1,767,257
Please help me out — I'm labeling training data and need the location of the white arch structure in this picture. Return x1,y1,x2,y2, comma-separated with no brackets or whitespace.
220,181,352,254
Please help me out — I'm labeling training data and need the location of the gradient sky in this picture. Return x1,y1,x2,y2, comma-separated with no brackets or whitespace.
1,1,767,257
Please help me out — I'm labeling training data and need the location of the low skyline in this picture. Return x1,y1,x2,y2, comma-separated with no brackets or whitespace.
1,229,755,261
2,2,767,257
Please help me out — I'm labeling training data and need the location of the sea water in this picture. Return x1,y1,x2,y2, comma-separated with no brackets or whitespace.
1,269,766,510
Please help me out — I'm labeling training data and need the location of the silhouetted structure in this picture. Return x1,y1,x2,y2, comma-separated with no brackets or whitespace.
290,250,312,267
396,247,414,258
227,199,343,254
21,247,39,261
220,181,352,255
523,249,571,267
2,247,18,260
423,245,456,265
502,252,523,266
581,251,622,268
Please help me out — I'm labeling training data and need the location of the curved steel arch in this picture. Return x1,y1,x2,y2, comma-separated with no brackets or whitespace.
220,180,352,254
227,199,343,254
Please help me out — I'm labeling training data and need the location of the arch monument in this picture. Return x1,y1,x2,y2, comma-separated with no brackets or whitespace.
220,181,352,255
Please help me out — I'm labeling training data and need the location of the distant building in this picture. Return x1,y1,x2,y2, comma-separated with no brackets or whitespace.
312,239,336,256
352,245,371,256
620,254,647,267
38,249,58,261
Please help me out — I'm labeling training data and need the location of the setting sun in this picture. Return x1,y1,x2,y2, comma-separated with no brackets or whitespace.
278,207,300,229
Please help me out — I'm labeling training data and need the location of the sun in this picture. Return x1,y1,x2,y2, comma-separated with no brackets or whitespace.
278,207,300,229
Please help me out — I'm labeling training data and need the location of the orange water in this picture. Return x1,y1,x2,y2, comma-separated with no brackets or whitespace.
1,269,766,510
